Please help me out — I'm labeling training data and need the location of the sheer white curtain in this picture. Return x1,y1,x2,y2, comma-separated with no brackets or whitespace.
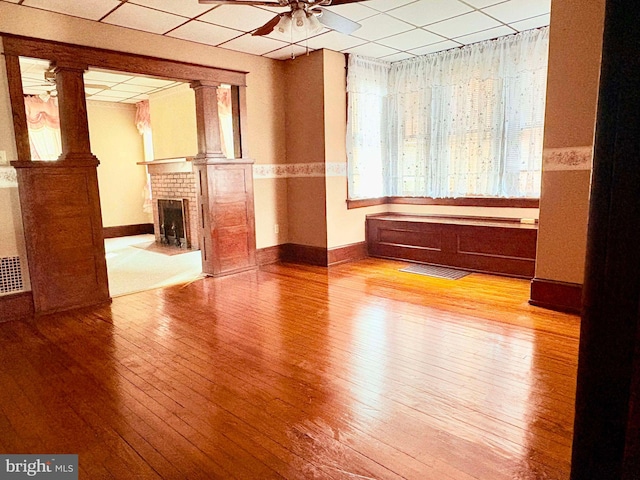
217,85,235,159
347,27,549,199
24,95,61,161
346,55,390,199
136,100,154,214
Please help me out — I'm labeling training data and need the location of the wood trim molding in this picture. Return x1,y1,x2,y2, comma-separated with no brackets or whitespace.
328,242,367,266
347,197,387,209
0,291,34,322
103,223,154,239
282,244,328,267
347,196,540,209
388,196,540,208
257,243,368,267
256,245,284,266
529,278,582,314
1,34,247,86
3,52,31,162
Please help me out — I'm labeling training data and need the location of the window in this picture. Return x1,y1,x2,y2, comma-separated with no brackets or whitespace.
347,27,549,200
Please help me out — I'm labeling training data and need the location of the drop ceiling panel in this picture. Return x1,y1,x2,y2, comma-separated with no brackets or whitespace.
87,89,133,99
455,25,516,45
129,0,215,18
483,0,552,24
380,51,416,63
126,77,177,88
377,28,445,51
21,0,120,21
363,0,418,13
388,0,474,27
325,3,378,22
85,70,134,83
199,5,278,32
102,3,186,34
343,43,401,58
87,95,129,102
219,34,288,56
409,39,462,56
167,20,241,46
350,14,413,42
10,0,552,62
84,87,106,95
299,31,366,52
110,83,162,94
510,14,551,32
461,0,508,8
264,44,310,60
426,11,501,39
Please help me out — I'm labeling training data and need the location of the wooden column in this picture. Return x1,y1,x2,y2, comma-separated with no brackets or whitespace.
570,1,640,478
10,62,109,314
191,81,256,277
53,63,95,161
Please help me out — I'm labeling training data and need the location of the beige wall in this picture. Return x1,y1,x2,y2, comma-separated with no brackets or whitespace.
284,51,327,248
535,0,606,284
88,101,150,228
254,178,288,247
148,84,198,160
0,2,288,259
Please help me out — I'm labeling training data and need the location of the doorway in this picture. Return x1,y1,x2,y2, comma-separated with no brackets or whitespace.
19,57,206,297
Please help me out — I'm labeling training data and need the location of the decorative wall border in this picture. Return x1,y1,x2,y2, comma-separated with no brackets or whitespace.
254,162,346,179
543,146,593,171
0,167,17,188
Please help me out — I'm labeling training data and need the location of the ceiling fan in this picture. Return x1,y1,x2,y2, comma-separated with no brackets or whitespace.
32,70,112,101
198,0,367,37
40,70,112,91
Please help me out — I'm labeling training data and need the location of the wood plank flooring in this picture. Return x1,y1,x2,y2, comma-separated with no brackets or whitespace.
0,259,580,479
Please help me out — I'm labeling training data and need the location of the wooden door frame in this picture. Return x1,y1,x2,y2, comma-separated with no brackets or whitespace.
2,34,250,162
2,34,253,313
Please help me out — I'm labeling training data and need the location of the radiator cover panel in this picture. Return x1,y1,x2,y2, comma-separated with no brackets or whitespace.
0,256,23,294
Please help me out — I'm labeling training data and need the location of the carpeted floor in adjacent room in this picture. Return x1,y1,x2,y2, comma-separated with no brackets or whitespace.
104,234,203,297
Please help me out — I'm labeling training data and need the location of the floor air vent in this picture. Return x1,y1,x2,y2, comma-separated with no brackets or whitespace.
400,264,470,280
0,256,24,294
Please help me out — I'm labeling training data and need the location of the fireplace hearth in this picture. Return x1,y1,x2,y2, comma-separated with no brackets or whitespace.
158,199,190,249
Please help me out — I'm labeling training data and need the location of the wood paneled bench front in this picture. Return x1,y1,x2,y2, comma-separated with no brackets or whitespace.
366,213,538,278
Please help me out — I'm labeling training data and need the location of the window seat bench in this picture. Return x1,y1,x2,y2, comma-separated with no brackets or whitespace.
366,213,538,278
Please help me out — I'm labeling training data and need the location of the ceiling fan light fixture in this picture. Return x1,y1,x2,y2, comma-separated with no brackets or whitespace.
306,12,323,35
292,9,306,29
276,14,292,34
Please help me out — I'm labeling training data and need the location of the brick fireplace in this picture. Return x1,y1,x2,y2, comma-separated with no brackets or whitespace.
143,158,200,250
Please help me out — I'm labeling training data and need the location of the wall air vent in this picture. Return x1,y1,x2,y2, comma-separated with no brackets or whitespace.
0,256,24,294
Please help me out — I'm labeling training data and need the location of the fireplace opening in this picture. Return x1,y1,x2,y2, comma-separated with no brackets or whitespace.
158,199,190,249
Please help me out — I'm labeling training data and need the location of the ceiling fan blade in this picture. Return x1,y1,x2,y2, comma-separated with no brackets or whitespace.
199,0,284,6
252,14,283,36
317,8,361,34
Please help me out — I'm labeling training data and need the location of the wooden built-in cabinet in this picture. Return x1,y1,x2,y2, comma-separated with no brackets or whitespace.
366,213,538,278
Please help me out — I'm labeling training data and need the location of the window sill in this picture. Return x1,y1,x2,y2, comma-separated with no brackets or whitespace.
347,196,539,209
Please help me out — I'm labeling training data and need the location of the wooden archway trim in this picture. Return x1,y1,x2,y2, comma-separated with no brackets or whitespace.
2,34,256,314
2,34,247,86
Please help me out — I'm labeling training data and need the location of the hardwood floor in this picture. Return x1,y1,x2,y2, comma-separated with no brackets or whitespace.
0,259,579,479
